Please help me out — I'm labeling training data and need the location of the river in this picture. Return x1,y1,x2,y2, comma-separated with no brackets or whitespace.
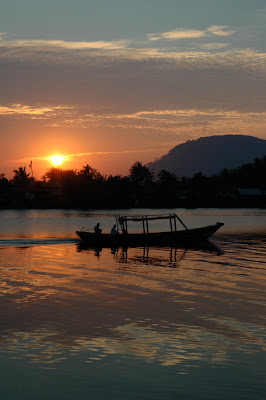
0,208,265,399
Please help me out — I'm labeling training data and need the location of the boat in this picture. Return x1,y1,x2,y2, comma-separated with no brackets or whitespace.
76,213,224,246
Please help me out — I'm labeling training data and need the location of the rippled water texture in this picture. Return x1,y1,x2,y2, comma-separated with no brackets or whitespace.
0,209,265,399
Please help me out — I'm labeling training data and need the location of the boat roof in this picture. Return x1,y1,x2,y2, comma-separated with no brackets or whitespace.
118,213,177,222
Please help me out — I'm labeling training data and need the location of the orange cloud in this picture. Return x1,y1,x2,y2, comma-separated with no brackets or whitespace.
0,103,73,118
147,29,207,41
3,104,266,133
147,25,236,41
206,25,236,37
0,38,129,50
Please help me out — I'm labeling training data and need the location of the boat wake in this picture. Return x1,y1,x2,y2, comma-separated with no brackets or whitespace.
0,238,77,248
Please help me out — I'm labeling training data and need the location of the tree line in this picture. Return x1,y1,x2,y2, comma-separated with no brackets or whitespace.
0,157,266,209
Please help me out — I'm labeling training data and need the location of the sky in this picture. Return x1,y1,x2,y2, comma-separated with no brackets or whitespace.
0,0,266,179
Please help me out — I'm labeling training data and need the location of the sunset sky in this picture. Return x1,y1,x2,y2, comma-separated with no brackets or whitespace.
1,0,266,179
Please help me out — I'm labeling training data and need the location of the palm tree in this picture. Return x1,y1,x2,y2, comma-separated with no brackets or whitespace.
157,169,178,186
129,161,154,187
44,168,78,185
12,167,30,184
79,164,104,182
43,167,64,184
0,173,8,186
129,162,154,206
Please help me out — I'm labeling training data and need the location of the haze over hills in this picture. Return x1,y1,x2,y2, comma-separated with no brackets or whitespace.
148,135,266,177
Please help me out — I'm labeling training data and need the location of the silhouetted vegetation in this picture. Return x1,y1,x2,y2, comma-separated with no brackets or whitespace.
1,157,266,209
12,167,30,184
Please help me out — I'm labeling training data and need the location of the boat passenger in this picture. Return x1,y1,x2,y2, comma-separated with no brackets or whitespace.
94,223,102,234
111,224,118,235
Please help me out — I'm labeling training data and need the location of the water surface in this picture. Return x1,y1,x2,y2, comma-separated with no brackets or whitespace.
0,209,265,399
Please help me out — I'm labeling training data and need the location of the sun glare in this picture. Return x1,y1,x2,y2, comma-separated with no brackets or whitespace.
50,155,64,166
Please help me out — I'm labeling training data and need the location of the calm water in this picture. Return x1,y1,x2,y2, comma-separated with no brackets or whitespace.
0,209,265,399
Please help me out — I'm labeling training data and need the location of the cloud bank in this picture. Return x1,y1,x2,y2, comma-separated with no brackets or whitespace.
0,29,264,78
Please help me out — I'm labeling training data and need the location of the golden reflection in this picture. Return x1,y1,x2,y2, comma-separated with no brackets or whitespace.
0,244,264,308
0,319,264,370
0,243,265,370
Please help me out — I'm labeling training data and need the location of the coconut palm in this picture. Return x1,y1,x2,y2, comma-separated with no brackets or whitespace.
129,161,154,187
79,164,104,182
12,167,30,184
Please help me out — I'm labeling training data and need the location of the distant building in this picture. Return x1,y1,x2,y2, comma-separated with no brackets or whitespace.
237,188,263,197
236,187,265,207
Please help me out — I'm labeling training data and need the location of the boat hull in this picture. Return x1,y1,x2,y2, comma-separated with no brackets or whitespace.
76,223,223,246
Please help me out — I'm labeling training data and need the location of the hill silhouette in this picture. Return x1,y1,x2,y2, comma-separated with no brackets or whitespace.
148,135,266,177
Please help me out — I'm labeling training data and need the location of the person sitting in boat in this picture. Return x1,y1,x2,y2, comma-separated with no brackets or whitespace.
94,223,102,234
110,224,118,235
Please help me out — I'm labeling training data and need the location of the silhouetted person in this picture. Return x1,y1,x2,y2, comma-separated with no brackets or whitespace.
110,224,118,235
94,223,102,234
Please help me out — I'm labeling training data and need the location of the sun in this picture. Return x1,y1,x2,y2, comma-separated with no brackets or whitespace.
50,155,64,166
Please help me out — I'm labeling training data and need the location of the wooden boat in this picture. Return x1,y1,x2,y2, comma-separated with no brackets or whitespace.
76,213,224,246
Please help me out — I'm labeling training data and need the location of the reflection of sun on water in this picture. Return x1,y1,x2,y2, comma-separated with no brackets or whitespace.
49,155,64,166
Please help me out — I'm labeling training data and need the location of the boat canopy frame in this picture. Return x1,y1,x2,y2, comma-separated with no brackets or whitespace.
116,213,188,235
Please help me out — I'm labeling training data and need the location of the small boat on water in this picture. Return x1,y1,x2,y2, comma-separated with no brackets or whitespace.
76,213,224,246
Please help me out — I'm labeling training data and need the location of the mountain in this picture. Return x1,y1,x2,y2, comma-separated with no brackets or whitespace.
148,135,266,177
